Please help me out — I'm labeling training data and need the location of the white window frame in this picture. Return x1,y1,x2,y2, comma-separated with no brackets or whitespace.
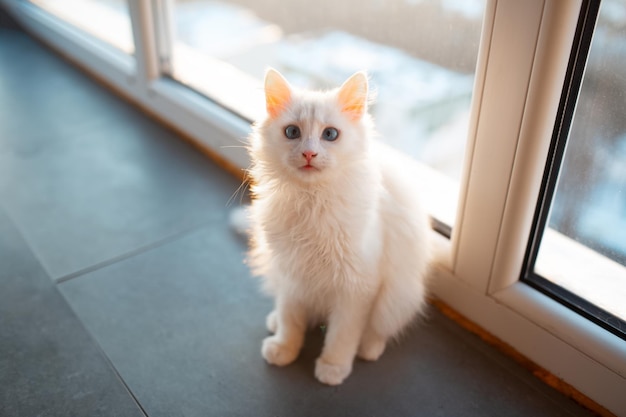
4,0,624,413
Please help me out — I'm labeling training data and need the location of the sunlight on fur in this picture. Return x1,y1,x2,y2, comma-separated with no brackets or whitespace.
243,68,432,386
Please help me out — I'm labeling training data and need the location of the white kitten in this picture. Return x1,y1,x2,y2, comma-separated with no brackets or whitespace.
247,69,432,385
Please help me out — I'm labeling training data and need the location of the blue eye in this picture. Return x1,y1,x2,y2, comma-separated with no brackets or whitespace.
322,127,339,141
284,125,301,139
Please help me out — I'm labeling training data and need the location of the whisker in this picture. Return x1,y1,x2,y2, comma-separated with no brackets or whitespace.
226,168,252,208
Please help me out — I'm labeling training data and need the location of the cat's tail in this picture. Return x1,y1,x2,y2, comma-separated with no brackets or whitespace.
229,205,251,236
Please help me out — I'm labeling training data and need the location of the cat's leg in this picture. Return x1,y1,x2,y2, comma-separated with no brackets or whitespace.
261,296,307,367
315,298,371,385
357,290,389,361
357,326,387,361
358,277,427,362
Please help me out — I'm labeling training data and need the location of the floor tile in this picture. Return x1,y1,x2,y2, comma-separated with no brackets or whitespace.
0,30,135,146
0,29,243,280
0,208,145,417
60,224,593,417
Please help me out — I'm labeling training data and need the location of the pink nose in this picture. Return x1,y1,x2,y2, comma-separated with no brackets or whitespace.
302,151,318,163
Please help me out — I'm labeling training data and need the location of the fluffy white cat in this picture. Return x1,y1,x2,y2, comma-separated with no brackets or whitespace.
247,69,432,385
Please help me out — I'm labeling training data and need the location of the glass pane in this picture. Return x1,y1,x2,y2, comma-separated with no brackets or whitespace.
162,0,487,227
28,0,134,54
535,0,626,324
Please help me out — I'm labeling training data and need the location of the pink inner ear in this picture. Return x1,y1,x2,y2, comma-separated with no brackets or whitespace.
338,72,368,121
265,69,292,118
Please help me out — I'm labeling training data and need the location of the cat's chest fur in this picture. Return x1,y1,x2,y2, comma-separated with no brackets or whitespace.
259,179,382,291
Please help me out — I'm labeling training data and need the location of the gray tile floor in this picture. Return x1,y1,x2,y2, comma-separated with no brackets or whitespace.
0,22,596,417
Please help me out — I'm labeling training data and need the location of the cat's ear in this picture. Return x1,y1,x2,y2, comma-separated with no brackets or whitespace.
337,72,368,121
264,68,292,118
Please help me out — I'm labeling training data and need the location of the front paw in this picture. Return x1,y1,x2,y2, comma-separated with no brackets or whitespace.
315,357,352,386
262,336,299,366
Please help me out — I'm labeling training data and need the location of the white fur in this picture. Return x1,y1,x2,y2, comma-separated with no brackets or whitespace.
247,73,431,385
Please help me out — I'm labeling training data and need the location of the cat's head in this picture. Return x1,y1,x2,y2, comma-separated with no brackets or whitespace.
252,69,373,185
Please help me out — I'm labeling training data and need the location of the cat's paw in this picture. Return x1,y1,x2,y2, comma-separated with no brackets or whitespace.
315,358,352,386
266,310,277,334
262,336,299,366
357,337,386,362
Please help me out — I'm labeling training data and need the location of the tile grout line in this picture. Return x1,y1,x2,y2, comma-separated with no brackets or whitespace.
57,275,152,417
4,204,150,416
55,220,220,284
94,340,151,417
0,206,58,282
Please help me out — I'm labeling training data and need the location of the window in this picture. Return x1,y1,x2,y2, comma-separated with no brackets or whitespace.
27,0,134,54
6,0,625,413
157,0,487,229
524,0,626,339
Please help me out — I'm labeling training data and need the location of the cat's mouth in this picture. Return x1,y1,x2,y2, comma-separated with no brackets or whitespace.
300,164,319,171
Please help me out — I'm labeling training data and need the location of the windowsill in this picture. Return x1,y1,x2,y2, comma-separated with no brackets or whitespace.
7,0,135,80
27,0,134,54
171,42,265,122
